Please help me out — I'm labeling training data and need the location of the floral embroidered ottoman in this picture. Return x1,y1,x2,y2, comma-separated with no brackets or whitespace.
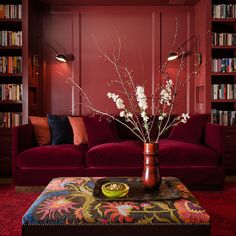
22,177,210,236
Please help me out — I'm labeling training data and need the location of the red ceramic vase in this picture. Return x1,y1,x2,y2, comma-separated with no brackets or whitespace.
142,142,162,190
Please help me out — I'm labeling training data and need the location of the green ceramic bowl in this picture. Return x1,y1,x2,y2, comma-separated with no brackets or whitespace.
101,182,129,198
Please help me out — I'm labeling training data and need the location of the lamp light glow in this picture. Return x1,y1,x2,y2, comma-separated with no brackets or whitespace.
56,54,67,63
56,54,74,63
167,52,179,61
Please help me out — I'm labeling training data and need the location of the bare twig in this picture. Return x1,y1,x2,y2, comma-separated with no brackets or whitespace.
66,19,195,143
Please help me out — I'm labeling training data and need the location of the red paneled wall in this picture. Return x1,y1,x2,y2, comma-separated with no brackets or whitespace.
194,0,211,113
41,6,196,116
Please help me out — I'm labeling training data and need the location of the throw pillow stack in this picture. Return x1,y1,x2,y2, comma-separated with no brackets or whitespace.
29,115,119,146
29,113,209,146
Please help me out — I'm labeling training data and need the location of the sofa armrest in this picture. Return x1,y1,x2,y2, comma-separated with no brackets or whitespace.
12,123,34,154
12,124,34,180
205,123,224,155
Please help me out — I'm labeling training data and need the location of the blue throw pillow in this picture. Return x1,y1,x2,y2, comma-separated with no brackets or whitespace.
47,114,73,145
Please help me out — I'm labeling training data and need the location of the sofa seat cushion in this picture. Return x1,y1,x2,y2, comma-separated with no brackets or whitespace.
159,139,220,166
86,140,143,167
17,144,87,168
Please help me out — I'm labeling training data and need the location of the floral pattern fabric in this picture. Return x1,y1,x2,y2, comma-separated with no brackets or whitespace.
22,177,210,225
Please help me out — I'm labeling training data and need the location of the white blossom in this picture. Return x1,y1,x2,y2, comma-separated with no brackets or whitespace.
126,112,133,118
106,79,189,143
116,98,125,109
158,113,167,121
107,92,119,102
160,79,173,106
136,86,145,95
180,113,190,123
141,111,149,122
167,79,173,86
136,86,148,110
119,111,125,117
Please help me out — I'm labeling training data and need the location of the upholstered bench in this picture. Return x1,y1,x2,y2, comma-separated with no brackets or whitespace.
22,177,210,236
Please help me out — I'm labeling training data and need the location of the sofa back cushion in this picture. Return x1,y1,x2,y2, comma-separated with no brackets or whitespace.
29,116,51,146
83,116,119,148
168,113,209,144
115,117,140,141
68,116,88,145
47,114,73,145
115,116,175,141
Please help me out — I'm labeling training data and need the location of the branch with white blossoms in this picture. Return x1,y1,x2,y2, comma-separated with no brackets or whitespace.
93,34,148,141
66,18,194,143
67,77,146,142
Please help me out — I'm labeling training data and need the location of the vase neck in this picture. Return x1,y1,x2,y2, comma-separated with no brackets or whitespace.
143,142,158,154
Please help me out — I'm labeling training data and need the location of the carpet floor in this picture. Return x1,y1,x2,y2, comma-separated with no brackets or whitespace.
0,183,236,236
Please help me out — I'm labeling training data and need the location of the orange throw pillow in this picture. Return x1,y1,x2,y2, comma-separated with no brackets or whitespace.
68,116,88,145
29,116,51,146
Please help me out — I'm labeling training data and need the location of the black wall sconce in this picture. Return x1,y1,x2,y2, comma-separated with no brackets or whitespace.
56,54,74,63
167,35,202,71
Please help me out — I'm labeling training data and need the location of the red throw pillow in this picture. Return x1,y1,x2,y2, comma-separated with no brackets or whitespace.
168,113,209,144
83,116,119,147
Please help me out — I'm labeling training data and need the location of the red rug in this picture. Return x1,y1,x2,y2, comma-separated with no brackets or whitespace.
0,185,38,236
0,183,236,236
194,182,236,236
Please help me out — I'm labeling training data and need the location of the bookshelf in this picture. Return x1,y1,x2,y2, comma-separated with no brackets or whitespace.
0,1,23,127
211,0,236,126
0,0,24,178
211,0,236,172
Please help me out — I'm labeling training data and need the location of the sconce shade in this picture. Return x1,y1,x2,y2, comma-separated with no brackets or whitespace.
56,54,67,63
167,52,179,61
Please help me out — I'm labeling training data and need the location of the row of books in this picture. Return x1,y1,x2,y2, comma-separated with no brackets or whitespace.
0,84,22,102
211,58,236,73
212,84,236,100
0,56,22,74
0,112,22,127
211,109,236,126
0,5,22,19
212,4,236,19
212,32,236,46
0,31,22,47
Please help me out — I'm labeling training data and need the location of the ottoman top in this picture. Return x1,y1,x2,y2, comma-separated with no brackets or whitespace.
22,176,210,226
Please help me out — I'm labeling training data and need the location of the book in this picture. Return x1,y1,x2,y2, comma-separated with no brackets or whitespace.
211,109,218,124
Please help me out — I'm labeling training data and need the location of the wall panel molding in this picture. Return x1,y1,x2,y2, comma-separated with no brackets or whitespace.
42,6,195,115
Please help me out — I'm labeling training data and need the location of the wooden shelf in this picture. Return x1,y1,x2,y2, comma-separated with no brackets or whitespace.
0,100,22,104
0,46,22,50
211,99,236,103
0,19,22,23
212,18,236,23
0,19,22,29
211,72,236,76
0,73,22,77
212,46,236,49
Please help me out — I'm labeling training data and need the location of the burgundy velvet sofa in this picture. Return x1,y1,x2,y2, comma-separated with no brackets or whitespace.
12,115,225,189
